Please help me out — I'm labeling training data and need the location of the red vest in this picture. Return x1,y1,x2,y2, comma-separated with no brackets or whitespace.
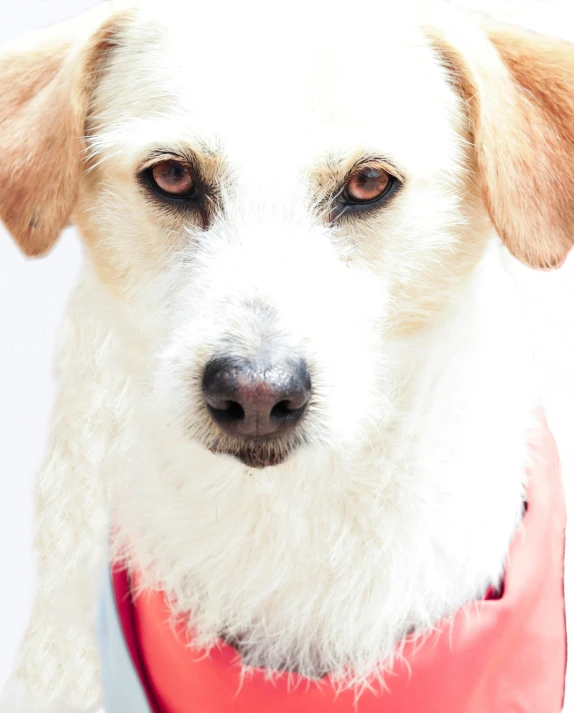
113,422,566,713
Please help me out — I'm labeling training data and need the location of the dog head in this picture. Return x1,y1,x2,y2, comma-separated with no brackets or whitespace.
1,0,573,471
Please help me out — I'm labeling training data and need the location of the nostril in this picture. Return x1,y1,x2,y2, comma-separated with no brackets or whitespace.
270,400,292,420
270,399,305,421
225,401,245,421
207,400,245,423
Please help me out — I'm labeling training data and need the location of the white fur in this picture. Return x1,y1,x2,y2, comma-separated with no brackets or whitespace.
114,244,533,688
0,0,568,710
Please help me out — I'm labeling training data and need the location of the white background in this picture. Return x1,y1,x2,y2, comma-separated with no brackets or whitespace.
1,0,573,698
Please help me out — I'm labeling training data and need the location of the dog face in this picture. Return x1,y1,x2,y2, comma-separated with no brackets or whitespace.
2,1,574,473
1,1,574,476
76,1,480,469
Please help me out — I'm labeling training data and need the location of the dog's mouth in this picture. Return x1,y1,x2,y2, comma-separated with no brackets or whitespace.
209,440,293,469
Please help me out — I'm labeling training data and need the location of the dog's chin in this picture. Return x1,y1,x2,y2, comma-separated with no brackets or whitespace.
210,441,293,469
235,449,289,469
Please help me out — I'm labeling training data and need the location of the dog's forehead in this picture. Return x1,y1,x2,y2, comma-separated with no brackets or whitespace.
94,0,462,175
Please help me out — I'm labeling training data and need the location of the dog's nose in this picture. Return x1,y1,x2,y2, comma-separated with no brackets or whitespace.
202,355,311,438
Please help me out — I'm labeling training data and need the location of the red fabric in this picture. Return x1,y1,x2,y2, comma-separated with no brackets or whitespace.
113,423,566,713
112,566,162,713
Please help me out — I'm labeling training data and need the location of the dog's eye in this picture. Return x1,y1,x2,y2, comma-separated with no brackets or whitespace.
148,160,195,197
344,166,392,204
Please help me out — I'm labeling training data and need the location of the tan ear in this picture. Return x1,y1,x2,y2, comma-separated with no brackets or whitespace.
0,3,128,257
427,4,574,269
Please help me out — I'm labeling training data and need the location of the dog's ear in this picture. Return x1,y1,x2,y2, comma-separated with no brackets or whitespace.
0,3,129,257
427,4,574,269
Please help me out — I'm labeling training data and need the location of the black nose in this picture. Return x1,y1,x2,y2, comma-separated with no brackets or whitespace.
202,355,311,439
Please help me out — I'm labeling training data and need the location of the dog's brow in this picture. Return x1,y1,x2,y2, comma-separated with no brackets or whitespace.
86,118,224,167
139,147,200,171
330,154,405,182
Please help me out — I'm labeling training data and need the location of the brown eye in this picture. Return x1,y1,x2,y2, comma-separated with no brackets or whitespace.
149,160,195,197
345,166,392,204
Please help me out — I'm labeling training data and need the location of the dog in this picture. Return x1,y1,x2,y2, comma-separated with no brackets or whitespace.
0,0,573,710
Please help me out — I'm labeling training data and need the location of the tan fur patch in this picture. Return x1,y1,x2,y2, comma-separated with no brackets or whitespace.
429,7,574,269
0,4,130,256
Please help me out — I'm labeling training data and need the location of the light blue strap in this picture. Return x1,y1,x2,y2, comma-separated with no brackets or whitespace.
97,567,154,713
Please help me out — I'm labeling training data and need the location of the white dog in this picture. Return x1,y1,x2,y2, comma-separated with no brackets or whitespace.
0,0,572,711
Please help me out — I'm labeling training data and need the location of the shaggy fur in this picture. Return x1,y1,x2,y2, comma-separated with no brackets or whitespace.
0,0,571,710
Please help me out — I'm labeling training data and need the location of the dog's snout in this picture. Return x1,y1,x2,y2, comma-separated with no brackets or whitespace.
202,355,311,439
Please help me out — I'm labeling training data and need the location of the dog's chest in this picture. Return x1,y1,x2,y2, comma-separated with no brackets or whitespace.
103,425,565,712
